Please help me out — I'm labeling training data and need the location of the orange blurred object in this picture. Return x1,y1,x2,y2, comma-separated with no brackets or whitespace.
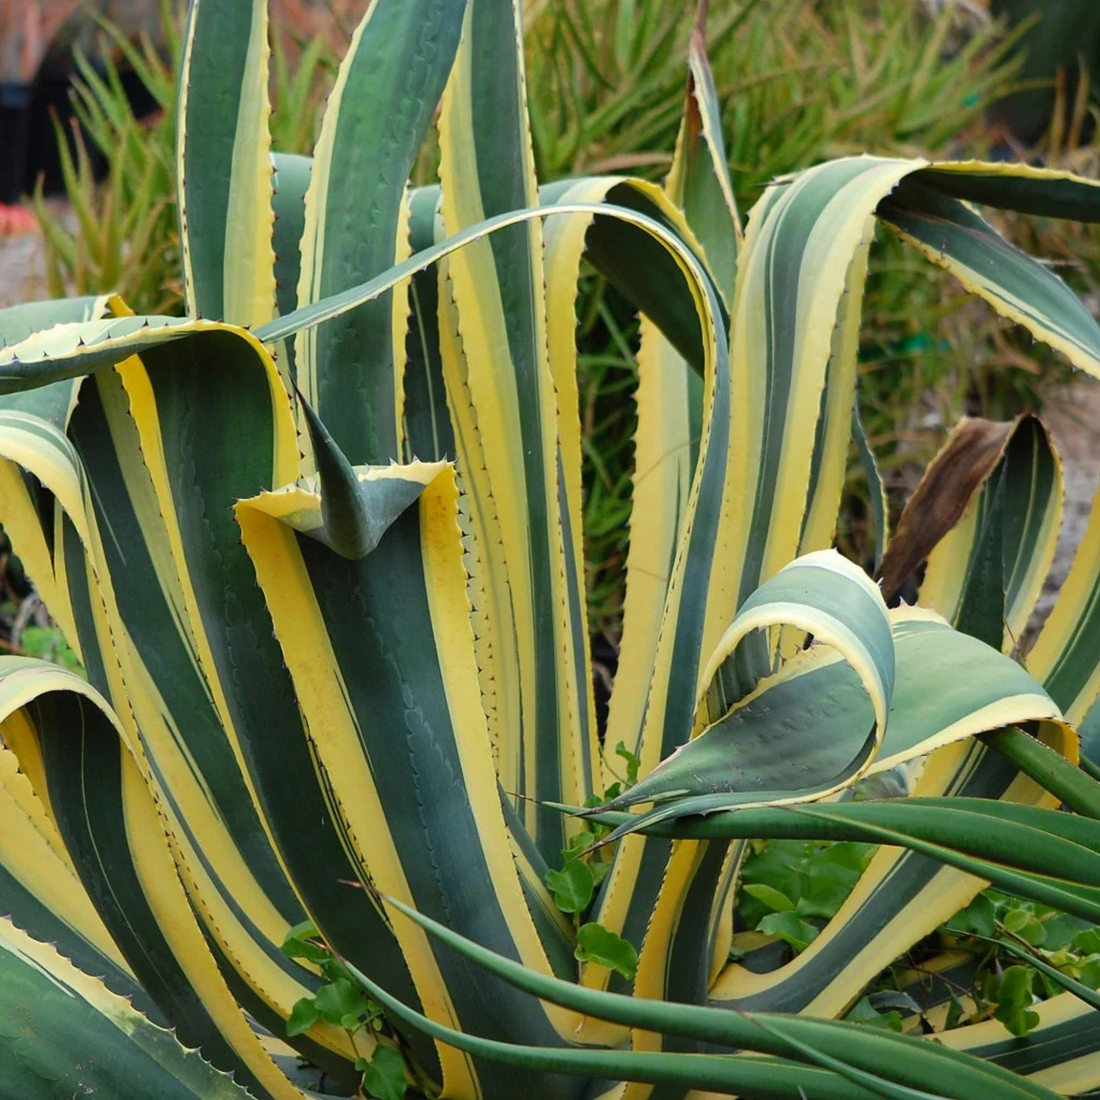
0,203,38,238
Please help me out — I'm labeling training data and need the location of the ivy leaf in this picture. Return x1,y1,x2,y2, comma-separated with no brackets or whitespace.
1047,946,1077,970
614,741,640,787
314,978,364,1026
286,996,320,1037
1078,955,1100,989
1003,907,1046,946
737,840,813,927
818,842,875,874
356,1046,408,1100
798,863,857,919
1037,910,1084,950
758,911,820,954
996,1001,1040,1037
546,858,595,914
562,829,602,861
575,922,638,980
742,883,795,913
945,988,965,1030
365,998,386,1030
947,892,995,937
320,956,352,984
797,842,873,919
285,919,319,939
966,893,997,937
1073,928,1100,955
847,996,903,1031
281,920,330,964
992,965,1040,1037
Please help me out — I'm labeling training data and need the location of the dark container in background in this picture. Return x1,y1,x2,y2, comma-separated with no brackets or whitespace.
0,82,32,203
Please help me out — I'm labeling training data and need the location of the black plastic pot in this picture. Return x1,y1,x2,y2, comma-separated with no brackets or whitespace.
0,82,32,204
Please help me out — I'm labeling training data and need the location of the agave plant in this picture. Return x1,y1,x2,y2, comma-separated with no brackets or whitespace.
5,0,1100,1097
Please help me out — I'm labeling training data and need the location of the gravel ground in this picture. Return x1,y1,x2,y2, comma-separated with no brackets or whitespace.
0,229,48,310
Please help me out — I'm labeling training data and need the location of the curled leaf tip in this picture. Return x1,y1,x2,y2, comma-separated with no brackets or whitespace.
299,394,375,559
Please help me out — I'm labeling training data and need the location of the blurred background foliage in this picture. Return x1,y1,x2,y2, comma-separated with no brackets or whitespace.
524,0,1037,640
